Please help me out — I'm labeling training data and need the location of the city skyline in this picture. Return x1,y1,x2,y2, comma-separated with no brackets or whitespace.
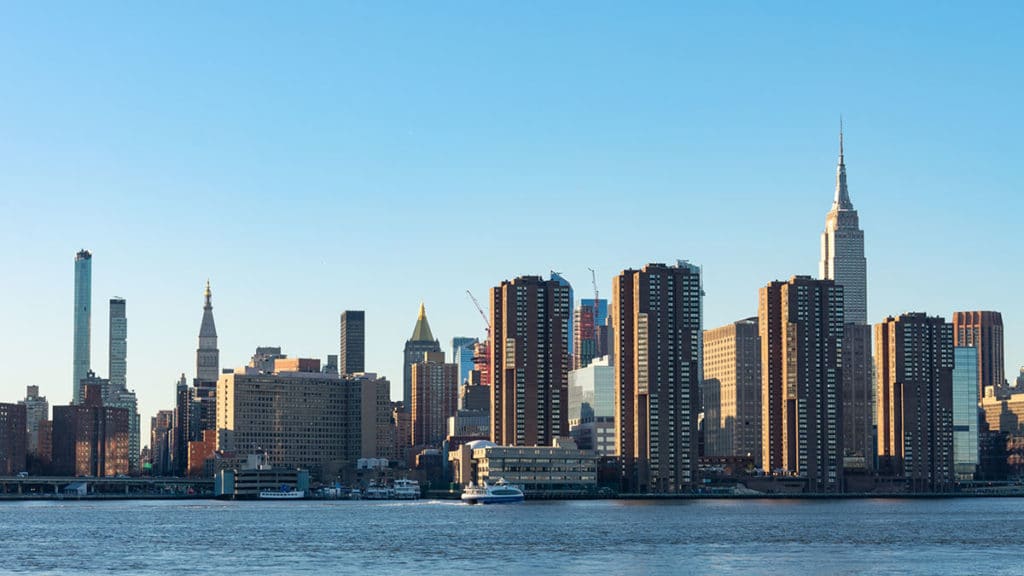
1,4,1021,440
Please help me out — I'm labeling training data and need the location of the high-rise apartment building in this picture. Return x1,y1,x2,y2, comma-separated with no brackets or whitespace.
403,303,441,410
702,317,761,462
817,128,873,470
452,337,478,385
952,347,979,480
340,310,365,376
613,262,703,493
411,351,458,448
73,250,92,405
19,386,48,457
953,311,1005,399
841,324,874,468
875,313,955,492
0,403,27,476
760,276,844,492
52,384,129,477
490,275,572,447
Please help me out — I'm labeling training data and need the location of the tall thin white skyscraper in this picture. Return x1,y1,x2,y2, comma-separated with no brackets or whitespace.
819,124,867,324
72,249,92,404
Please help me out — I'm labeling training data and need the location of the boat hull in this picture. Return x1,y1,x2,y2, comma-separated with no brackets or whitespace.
461,494,525,505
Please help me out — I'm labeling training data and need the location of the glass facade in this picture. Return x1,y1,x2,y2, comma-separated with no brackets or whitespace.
952,347,979,480
451,337,477,385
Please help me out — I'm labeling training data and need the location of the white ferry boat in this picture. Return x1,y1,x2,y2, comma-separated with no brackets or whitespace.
393,478,421,500
258,487,305,500
461,478,524,504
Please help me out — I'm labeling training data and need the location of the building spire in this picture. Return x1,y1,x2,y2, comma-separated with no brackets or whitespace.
839,116,844,163
204,279,212,308
410,302,435,342
833,118,853,210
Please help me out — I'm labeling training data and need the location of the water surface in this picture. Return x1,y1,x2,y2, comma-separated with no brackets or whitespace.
2,498,1020,574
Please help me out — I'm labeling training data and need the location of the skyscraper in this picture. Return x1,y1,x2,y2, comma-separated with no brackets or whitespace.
760,276,844,492
189,282,220,445
196,281,220,383
403,303,442,410
613,261,703,493
875,313,955,492
109,298,127,391
451,336,478,385
702,317,761,463
819,125,867,325
410,351,458,448
72,250,92,405
340,310,365,376
952,347,979,481
490,275,571,447
953,311,1005,399
104,297,140,472
817,126,873,470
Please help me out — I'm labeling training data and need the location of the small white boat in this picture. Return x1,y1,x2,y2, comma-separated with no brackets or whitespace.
461,478,524,504
394,478,420,500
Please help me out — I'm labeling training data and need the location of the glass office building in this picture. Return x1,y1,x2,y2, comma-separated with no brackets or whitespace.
952,347,979,481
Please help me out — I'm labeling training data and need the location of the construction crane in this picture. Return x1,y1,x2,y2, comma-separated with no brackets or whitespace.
588,267,600,326
466,290,490,338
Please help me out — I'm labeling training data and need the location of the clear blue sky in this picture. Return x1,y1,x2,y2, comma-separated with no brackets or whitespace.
1,3,1021,441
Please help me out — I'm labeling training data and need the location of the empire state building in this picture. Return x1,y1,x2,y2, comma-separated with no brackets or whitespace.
819,126,867,325
819,125,873,468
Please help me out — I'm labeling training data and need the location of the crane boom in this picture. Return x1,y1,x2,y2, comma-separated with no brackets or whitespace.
466,290,491,337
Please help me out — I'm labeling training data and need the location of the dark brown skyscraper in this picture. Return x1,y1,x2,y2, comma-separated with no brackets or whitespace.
613,262,702,493
876,313,954,492
490,275,571,447
0,403,27,476
340,310,366,376
759,276,843,492
843,323,874,469
953,311,1004,398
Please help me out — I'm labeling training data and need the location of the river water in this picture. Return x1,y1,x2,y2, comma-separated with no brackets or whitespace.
1,498,1021,575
